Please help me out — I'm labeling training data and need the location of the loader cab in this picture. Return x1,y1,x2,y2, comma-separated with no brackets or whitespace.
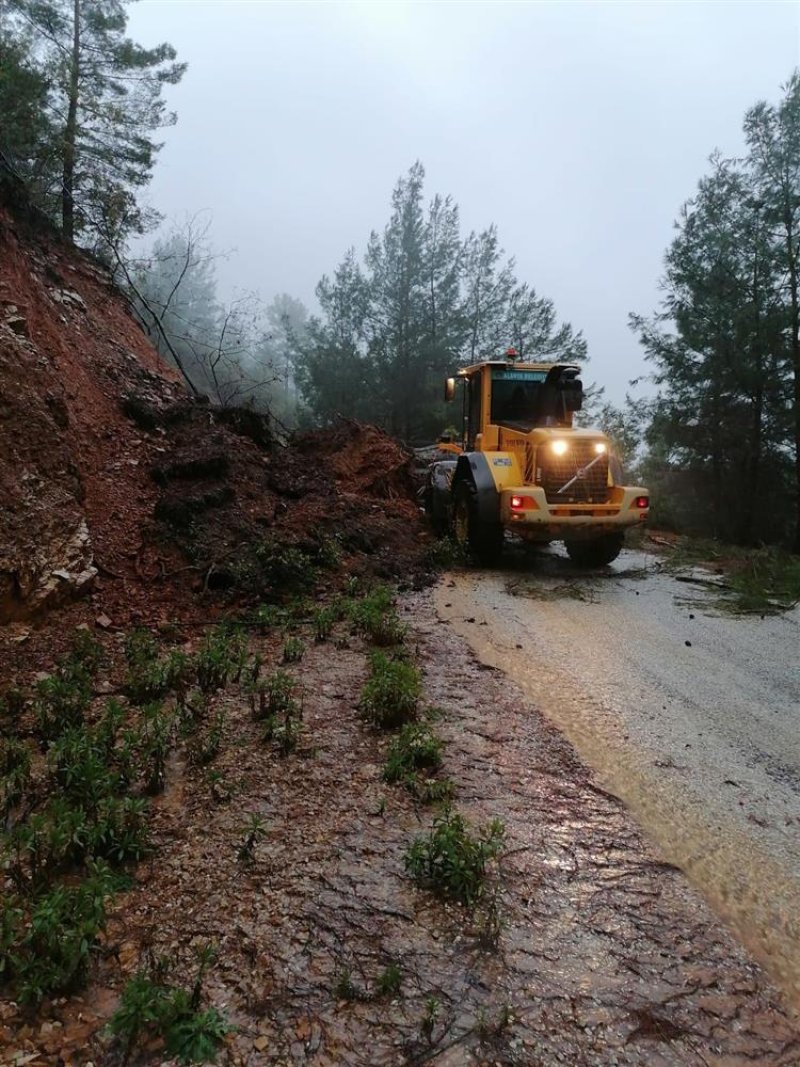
446,356,584,449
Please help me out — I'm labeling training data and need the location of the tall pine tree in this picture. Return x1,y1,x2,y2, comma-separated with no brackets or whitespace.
5,0,185,243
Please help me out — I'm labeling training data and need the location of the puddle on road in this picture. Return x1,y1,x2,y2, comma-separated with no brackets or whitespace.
436,570,800,1011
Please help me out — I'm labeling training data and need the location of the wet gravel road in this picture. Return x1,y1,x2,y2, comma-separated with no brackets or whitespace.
436,548,800,1008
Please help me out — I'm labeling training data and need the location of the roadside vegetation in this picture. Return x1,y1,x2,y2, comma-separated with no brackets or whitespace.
654,536,800,614
0,575,506,1061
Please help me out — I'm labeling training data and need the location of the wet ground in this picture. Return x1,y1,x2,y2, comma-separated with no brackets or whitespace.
3,578,799,1065
436,546,800,1012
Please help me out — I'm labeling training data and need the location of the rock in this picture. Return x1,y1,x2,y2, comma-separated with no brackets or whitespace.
95,614,113,630
5,315,28,337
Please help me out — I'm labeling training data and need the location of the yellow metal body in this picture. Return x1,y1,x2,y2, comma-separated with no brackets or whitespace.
440,359,649,538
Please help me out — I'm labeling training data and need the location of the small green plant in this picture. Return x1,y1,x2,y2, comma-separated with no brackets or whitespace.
313,606,336,642
264,695,303,756
206,770,232,804
375,962,402,998
473,886,503,950
195,625,247,694
383,723,442,784
332,967,359,1002
405,808,505,905
282,636,305,664
71,629,105,673
34,671,91,739
348,586,407,646
411,776,455,805
109,948,229,1064
124,630,177,706
255,539,316,594
425,537,467,570
193,710,226,766
6,860,117,1004
252,603,281,633
313,533,342,569
138,703,173,795
0,737,32,817
250,669,295,721
359,651,420,729
421,996,440,1045
237,813,266,866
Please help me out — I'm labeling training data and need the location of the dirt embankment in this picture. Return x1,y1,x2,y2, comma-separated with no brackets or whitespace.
0,193,432,683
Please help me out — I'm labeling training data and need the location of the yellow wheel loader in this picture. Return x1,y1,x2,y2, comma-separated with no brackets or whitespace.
424,350,649,565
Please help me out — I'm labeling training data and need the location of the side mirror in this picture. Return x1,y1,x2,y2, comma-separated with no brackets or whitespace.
561,379,583,411
444,377,456,403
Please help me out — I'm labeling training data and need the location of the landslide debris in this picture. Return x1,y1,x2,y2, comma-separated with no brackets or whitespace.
0,190,431,659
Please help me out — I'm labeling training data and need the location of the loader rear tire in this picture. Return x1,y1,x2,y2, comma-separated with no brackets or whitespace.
452,481,504,565
564,532,624,567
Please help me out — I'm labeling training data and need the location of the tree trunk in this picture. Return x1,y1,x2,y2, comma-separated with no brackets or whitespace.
62,0,80,242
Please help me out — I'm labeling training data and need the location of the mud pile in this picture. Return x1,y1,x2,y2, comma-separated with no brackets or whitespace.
0,192,430,644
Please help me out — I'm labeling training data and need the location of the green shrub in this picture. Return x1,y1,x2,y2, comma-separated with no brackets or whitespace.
249,670,294,721
6,861,117,1004
192,711,226,766
0,738,31,818
252,603,282,633
254,539,316,593
375,962,403,998
52,725,123,811
412,776,455,805
313,534,342,569
34,672,91,740
89,795,149,863
405,808,504,905
263,692,303,756
313,607,336,642
359,652,420,729
195,626,247,694
383,723,442,784
332,967,360,1002
109,955,230,1064
138,703,173,795
348,586,407,646
282,636,306,663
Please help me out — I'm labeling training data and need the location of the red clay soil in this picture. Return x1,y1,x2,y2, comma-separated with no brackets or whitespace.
0,195,432,688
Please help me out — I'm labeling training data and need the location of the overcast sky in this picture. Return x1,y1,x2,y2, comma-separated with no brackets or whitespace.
127,0,800,403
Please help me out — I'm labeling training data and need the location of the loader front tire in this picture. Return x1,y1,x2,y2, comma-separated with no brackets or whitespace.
452,481,504,565
564,532,624,567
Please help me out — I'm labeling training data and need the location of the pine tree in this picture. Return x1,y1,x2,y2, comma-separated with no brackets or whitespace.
632,154,790,543
460,226,516,362
365,161,428,438
0,20,53,189
5,0,185,243
744,72,800,551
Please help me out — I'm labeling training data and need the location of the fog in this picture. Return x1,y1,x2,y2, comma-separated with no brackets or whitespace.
127,0,800,401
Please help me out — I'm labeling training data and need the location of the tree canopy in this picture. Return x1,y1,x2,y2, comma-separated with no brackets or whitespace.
632,74,800,549
294,162,586,442
1,0,185,244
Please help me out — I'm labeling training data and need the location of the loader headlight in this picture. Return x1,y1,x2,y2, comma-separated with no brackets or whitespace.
551,439,569,456
594,442,607,454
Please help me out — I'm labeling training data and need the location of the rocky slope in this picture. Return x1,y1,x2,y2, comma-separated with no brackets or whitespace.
0,190,429,644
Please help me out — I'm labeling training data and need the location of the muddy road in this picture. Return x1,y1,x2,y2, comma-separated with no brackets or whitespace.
436,547,800,1008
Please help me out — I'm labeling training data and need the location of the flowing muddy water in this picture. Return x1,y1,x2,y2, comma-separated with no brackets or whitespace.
435,549,800,1008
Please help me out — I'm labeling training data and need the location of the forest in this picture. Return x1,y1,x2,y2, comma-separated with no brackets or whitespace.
2,0,800,551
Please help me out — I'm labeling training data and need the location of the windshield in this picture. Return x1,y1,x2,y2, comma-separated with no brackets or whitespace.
490,368,548,429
